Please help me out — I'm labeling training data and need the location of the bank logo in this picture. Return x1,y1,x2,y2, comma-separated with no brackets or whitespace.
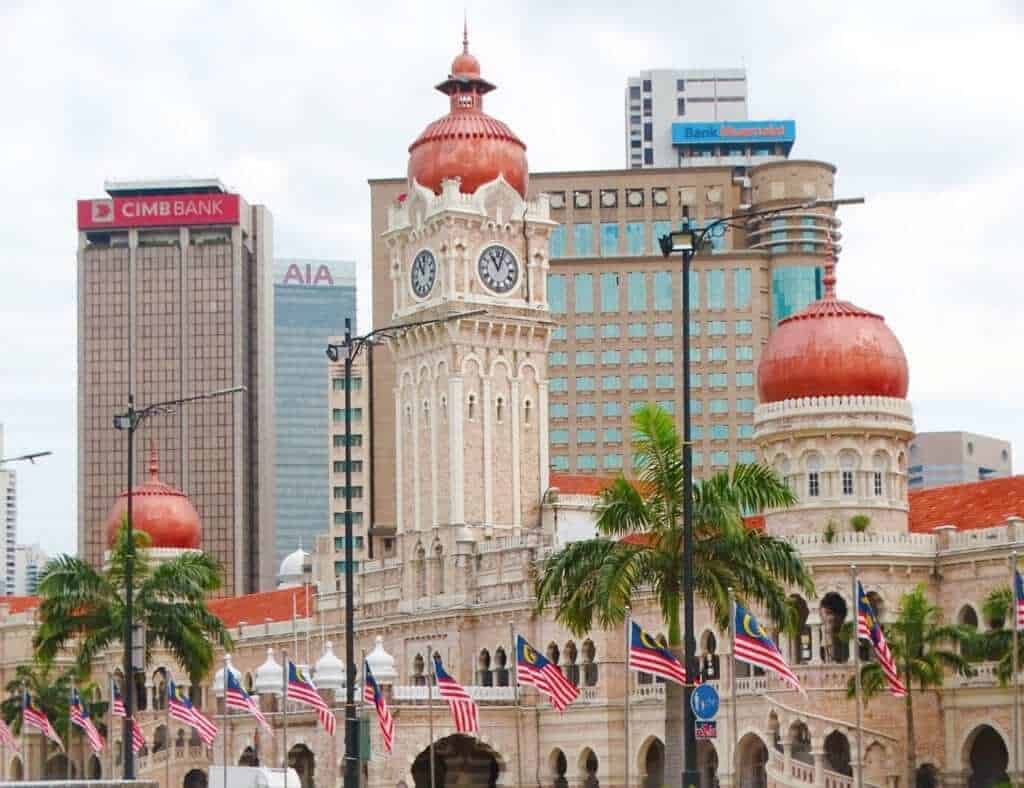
91,199,114,223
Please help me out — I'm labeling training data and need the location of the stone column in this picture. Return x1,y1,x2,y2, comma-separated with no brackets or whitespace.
808,616,823,665
783,739,793,780
812,751,826,788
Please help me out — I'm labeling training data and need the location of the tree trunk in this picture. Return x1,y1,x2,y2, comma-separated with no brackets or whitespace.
665,644,686,787
905,684,916,788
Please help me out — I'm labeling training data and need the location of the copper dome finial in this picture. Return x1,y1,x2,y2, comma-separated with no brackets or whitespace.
463,12,469,54
822,233,837,299
148,439,159,479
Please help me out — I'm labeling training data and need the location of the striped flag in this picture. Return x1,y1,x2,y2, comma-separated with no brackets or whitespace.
110,683,144,753
629,622,689,686
169,681,218,745
0,718,19,751
1015,570,1024,630
856,582,908,697
433,656,478,735
515,635,578,711
287,662,337,735
22,692,63,749
226,671,272,735
733,602,804,694
70,689,105,754
363,663,395,753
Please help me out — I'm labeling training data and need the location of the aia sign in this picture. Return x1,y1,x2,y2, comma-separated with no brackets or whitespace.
281,263,335,286
77,193,240,230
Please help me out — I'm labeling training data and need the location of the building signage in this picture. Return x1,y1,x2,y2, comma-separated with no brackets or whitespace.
671,120,796,146
691,683,720,720
76,193,241,230
280,262,336,286
695,720,718,740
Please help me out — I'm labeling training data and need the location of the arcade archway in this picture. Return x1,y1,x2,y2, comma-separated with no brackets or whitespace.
736,732,768,788
412,734,503,788
965,725,1008,788
288,743,316,788
183,769,208,788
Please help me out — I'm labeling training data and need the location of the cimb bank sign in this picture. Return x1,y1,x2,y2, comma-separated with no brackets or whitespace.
77,193,241,230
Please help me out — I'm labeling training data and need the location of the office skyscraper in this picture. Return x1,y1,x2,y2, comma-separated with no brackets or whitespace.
0,425,16,595
76,179,276,594
273,259,357,563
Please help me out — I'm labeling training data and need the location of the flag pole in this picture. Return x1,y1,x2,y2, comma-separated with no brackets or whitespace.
165,676,170,788
108,675,114,781
360,647,367,767
427,642,436,788
624,606,631,788
1011,551,1020,784
282,650,289,788
67,680,74,781
223,655,229,788
509,622,523,788
21,683,27,782
851,566,864,788
728,588,738,786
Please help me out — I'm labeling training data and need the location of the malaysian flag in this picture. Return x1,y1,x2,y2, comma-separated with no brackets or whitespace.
22,692,62,749
226,671,272,734
629,622,690,686
1015,570,1024,630
856,581,907,697
733,602,804,694
515,635,578,711
0,718,18,751
110,682,145,753
169,681,218,745
433,656,478,735
363,662,395,753
287,662,337,735
70,689,105,754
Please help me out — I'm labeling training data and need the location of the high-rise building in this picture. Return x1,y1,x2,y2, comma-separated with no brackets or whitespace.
273,259,357,565
314,353,373,591
12,544,47,596
0,425,16,595
908,431,1013,490
76,178,276,594
369,160,840,508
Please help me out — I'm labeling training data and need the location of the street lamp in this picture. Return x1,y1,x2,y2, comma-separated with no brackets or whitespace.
0,451,52,466
112,384,245,779
660,197,862,788
326,308,485,788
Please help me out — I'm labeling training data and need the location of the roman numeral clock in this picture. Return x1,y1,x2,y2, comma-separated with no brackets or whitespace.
476,244,519,294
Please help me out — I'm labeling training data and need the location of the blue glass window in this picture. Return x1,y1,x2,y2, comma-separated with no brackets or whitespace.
653,221,672,250
628,349,647,364
550,402,569,418
604,427,623,443
577,402,597,417
600,272,619,312
736,372,754,387
707,269,726,310
550,377,568,392
689,426,704,441
551,456,569,471
551,429,569,444
708,320,727,336
689,320,701,336
690,399,703,415
628,272,647,311
576,351,595,366
655,374,674,389
771,218,786,244
601,350,620,364
709,373,728,387
734,268,752,309
628,322,647,338
600,223,620,256
603,454,623,469
711,424,729,440
574,223,594,256
578,429,597,443
654,322,673,337
689,270,700,309
735,320,753,336
602,323,621,338
654,271,673,311
711,451,729,466
690,347,702,362
548,274,567,314
690,372,702,388
630,401,646,414
655,349,673,364
709,398,729,414
576,324,595,339
692,452,704,466
552,325,567,340
574,273,594,313
577,455,598,471
736,346,754,361
629,374,648,389
603,402,622,417
657,400,676,415
709,346,727,362
549,351,567,366
602,375,621,391
626,222,645,255
772,266,823,323
738,450,757,464
737,398,755,413
576,376,596,391
549,225,567,259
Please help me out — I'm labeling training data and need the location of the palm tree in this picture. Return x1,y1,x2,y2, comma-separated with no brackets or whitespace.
33,522,233,683
847,584,973,788
535,404,813,783
1,661,72,737
977,586,1017,684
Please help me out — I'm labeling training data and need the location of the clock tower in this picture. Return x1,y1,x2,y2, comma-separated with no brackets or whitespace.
382,31,557,588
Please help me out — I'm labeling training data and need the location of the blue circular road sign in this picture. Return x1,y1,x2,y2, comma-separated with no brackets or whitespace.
691,683,720,720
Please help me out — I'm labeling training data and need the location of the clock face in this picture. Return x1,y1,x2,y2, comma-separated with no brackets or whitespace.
410,249,436,298
477,245,519,294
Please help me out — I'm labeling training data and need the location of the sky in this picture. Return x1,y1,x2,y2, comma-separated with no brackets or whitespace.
0,0,1022,557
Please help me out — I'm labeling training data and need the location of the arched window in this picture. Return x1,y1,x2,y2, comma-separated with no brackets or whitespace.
564,641,580,687
582,639,598,686
840,451,858,497
806,454,822,498
468,394,476,421
404,403,413,426
774,455,792,491
872,453,889,497
546,642,560,667
523,398,532,426
700,631,721,679
412,654,426,686
433,543,445,596
415,545,427,597
423,399,430,425
496,396,504,424
440,395,448,422
494,647,510,687
477,649,493,686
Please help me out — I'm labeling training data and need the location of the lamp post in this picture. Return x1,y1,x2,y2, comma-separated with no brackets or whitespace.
326,308,485,788
112,384,246,779
659,196,862,788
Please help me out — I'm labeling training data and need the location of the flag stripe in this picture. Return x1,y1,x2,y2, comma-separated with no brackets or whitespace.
629,649,689,685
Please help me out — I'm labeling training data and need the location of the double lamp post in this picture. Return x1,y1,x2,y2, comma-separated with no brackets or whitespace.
659,196,862,788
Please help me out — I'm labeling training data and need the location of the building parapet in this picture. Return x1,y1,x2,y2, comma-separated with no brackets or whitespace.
786,531,936,558
393,685,517,702
755,395,913,422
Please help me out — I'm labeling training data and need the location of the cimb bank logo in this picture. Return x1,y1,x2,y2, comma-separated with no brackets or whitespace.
90,199,115,224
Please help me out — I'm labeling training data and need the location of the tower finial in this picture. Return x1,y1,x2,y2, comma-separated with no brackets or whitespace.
823,232,837,299
462,11,469,53
148,439,159,478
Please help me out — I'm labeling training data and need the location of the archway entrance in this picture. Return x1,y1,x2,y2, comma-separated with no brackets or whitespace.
640,738,664,788
824,731,852,776
549,749,568,788
412,734,502,788
697,740,718,788
44,753,74,779
239,745,259,766
184,768,208,788
966,725,1008,788
289,743,316,788
736,733,768,788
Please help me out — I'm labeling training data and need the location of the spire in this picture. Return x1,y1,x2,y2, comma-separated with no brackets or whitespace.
462,12,469,54
822,232,837,299
148,439,159,479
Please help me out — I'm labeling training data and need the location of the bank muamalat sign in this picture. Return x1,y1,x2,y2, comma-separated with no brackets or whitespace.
77,193,241,229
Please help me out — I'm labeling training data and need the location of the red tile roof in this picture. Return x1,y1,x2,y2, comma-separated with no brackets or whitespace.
549,473,615,497
206,585,313,628
909,475,1024,533
0,596,40,614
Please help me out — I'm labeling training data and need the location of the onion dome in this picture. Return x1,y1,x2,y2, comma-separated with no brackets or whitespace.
757,245,909,404
253,648,283,696
212,654,242,695
407,25,528,197
314,641,346,692
104,445,201,549
366,635,397,685
278,547,309,579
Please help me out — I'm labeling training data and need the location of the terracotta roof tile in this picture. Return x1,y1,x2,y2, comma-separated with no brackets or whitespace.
0,596,41,614
908,476,1024,533
207,585,313,628
549,472,615,497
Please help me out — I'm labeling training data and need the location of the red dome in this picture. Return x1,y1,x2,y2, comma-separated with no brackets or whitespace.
407,33,528,198
757,296,909,404
105,447,201,550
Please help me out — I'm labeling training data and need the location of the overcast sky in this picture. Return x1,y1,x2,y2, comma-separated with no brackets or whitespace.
1,0,1021,557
